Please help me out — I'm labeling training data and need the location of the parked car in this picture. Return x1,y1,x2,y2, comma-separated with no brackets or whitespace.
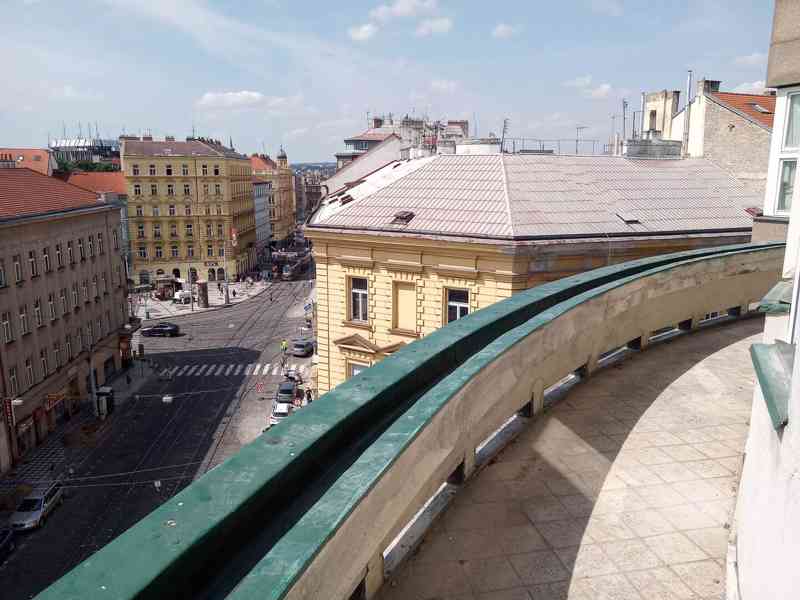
276,380,299,405
9,483,64,531
140,322,180,337
0,528,14,561
269,402,293,426
291,338,314,357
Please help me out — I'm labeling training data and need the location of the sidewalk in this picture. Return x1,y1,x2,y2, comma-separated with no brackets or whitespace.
131,280,271,320
0,361,156,502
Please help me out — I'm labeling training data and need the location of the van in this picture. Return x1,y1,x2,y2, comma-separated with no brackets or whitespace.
173,290,192,304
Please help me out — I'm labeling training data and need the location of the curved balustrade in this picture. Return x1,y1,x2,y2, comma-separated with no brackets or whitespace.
37,242,783,600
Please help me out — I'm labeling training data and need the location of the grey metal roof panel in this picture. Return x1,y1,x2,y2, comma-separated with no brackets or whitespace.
310,154,756,239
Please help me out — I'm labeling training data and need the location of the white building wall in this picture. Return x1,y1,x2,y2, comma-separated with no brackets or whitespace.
731,83,800,600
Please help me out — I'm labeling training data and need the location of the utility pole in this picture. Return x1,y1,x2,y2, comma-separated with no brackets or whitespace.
575,126,588,154
621,99,628,142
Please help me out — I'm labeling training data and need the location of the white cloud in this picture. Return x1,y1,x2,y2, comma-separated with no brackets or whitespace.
416,17,452,36
348,23,378,42
196,91,308,116
588,83,612,98
285,127,310,140
563,75,613,99
589,0,623,16
564,75,593,88
734,52,767,68
196,90,265,109
370,0,437,22
54,84,102,101
492,23,518,39
430,79,457,93
731,80,766,93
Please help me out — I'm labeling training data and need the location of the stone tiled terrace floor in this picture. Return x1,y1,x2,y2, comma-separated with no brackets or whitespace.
378,318,762,600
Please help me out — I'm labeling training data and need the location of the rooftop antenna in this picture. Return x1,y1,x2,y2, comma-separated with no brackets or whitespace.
191,120,196,138
229,135,234,149
62,121,66,139
575,125,588,154
78,122,82,138
473,112,478,138
366,109,371,127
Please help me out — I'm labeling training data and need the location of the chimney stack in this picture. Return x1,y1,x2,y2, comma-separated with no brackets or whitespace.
697,79,721,95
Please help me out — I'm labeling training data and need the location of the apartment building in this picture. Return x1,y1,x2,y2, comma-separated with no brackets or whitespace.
306,153,755,392
0,169,129,473
121,137,256,284
250,150,296,247
253,177,272,268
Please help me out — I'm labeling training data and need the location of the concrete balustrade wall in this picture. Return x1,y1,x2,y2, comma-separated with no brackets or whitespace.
36,243,783,600
238,245,782,600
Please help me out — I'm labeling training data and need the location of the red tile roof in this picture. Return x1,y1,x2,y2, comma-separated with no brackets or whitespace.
0,148,53,176
252,176,270,184
0,168,102,221
123,139,246,159
710,92,776,130
250,154,278,172
64,171,126,195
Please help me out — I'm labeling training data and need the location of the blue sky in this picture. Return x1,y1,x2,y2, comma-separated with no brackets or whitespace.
1,0,773,162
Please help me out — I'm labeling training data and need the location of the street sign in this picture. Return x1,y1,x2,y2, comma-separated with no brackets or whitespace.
304,303,312,312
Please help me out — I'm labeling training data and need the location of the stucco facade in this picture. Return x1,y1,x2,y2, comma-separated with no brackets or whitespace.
122,138,256,285
0,203,128,474
309,232,750,393
251,152,296,246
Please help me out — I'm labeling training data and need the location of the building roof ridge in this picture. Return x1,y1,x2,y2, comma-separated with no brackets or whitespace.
499,154,514,237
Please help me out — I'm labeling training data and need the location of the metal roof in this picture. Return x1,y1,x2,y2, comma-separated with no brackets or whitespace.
309,154,757,241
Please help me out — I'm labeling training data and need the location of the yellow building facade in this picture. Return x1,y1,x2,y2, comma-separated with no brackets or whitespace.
251,149,296,245
307,153,757,393
122,137,256,284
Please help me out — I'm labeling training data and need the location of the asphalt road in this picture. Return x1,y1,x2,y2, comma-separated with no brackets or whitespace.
0,278,313,599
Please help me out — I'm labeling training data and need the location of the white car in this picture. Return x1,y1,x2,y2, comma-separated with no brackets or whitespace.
269,402,293,427
9,483,64,531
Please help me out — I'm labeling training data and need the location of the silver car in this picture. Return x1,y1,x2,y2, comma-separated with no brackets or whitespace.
9,483,63,531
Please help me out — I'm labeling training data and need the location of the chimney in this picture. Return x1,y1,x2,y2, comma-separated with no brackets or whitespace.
697,79,721,95
142,134,153,141
165,135,175,142
372,117,384,129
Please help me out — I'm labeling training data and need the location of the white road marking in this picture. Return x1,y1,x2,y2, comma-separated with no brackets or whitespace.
186,365,199,376
168,366,179,376
262,363,270,375
225,364,235,376
176,365,189,376
244,364,254,375
197,364,210,376
252,364,262,376
214,365,226,376
159,368,169,377
233,364,243,375
272,365,280,375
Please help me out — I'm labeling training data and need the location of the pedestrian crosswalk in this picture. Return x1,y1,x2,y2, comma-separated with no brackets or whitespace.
158,362,308,378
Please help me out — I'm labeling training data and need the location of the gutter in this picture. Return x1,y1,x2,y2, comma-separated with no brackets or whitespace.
306,222,753,244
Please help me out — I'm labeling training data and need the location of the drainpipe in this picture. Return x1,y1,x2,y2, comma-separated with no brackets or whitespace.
682,70,693,158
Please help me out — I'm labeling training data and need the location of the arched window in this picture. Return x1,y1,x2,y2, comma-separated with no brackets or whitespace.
217,268,225,281
208,269,216,281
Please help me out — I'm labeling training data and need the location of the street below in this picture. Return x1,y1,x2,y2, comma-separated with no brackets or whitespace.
0,279,313,600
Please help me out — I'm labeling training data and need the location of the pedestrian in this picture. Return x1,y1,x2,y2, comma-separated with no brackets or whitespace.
232,289,237,298
281,339,288,354
306,388,313,404
269,291,273,302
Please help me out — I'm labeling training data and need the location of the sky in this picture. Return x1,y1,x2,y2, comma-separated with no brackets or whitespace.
1,0,774,162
